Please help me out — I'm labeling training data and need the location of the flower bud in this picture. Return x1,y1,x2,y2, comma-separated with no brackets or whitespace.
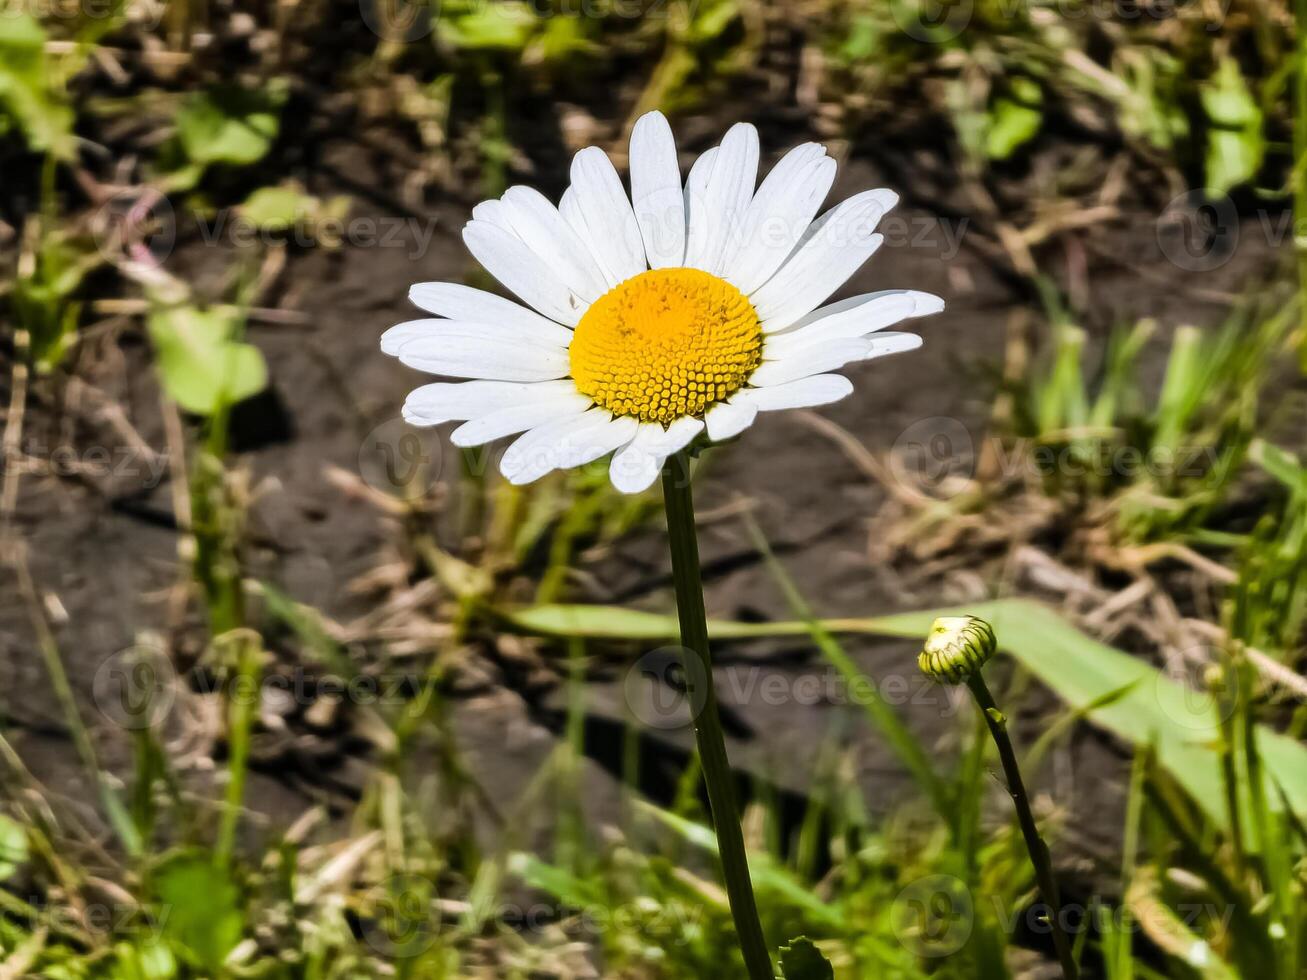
918,616,996,684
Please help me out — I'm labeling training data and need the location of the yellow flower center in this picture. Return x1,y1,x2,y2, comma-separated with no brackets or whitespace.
569,268,763,425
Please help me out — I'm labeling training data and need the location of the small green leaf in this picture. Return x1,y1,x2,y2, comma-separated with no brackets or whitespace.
176,85,283,168
0,15,75,157
438,2,536,50
148,306,268,416
153,854,243,972
985,78,1043,161
780,937,834,980
1200,58,1264,194
0,814,29,880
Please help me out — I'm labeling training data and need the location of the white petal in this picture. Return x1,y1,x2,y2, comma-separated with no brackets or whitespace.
764,290,941,357
705,399,759,441
726,147,836,294
449,389,592,447
403,380,577,424
408,282,573,338
787,288,944,332
752,189,898,332
463,220,588,326
397,333,569,383
749,338,872,387
683,123,758,275
740,374,853,411
471,200,515,234
382,318,571,357
864,332,924,357
629,111,686,270
564,147,647,287
608,418,703,494
499,186,608,302
500,411,639,485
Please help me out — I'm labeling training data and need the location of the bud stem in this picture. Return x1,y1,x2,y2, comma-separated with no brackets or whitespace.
661,449,773,980
967,673,1079,980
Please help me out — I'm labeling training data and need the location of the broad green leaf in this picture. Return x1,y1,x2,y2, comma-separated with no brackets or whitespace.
780,937,835,980
147,306,268,416
508,852,603,909
176,85,282,168
239,185,319,231
502,599,1307,829
0,15,74,157
1199,58,1263,194
985,79,1043,161
153,854,243,972
438,2,536,50
0,814,28,880
110,939,178,980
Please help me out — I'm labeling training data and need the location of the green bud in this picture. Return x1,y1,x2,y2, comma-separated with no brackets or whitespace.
918,615,996,684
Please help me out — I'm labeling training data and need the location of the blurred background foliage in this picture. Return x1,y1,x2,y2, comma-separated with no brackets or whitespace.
0,0,1305,977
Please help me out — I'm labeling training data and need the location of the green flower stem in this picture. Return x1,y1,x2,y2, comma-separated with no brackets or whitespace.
966,673,1078,980
662,450,773,980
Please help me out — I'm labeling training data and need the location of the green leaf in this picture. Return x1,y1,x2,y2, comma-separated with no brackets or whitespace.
501,598,1307,831
1249,439,1307,494
176,85,283,168
985,79,1043,161
153,854,243,972
0,15,74,157
0,814,29,880
239,185,317,231
779,937,835,980
1200,58,1264,194
147,306,268,416
438,2,536,50
634,802,846,928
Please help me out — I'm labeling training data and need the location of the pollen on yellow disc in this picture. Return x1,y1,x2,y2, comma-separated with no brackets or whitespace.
569,268,763,425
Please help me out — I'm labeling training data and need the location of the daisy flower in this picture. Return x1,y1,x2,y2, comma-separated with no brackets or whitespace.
382,111,943,493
